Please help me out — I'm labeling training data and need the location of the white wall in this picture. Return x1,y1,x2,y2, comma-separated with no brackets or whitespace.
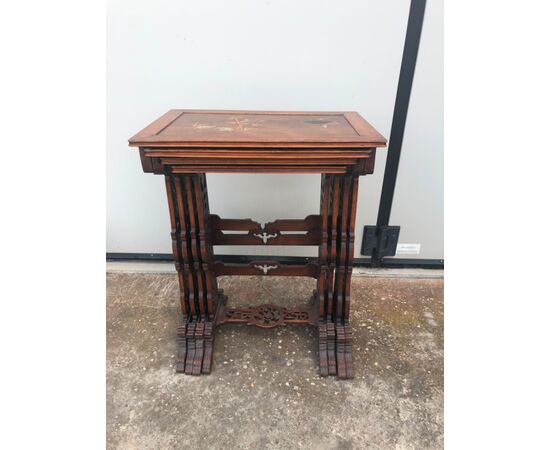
107,0,443,259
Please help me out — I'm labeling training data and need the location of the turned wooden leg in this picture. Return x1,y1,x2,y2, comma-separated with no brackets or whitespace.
316,174,358,379
165,173,218,375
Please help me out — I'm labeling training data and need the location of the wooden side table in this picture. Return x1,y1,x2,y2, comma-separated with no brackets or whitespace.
129,110,386,379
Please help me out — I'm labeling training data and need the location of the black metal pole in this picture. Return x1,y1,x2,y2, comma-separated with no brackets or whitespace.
371,0,427,266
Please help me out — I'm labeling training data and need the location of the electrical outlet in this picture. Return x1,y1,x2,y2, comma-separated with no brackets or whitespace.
396,243,421,255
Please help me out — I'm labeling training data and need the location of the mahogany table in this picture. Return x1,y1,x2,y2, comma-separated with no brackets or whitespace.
129,110,386,379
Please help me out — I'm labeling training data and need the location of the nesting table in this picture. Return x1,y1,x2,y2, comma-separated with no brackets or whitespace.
129,110,386,379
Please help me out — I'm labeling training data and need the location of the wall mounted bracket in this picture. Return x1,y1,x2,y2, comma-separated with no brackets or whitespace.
360,225,400,257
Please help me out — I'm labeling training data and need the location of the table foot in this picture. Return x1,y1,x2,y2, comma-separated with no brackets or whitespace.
318,321,354,379
175,321,214,375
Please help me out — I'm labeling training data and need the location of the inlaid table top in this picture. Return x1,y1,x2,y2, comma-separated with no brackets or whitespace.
128,109,386,149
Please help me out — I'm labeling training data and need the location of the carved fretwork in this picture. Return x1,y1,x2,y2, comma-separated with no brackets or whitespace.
217,304,316,328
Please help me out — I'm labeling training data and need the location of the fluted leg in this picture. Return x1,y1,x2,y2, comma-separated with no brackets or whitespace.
317,174,358,379
165,173,218,375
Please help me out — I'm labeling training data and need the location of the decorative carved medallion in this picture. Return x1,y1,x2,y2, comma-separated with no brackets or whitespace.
252,231,278,244
254,264,278,275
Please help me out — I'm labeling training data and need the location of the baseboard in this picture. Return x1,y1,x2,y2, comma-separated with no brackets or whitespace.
106,253,443,269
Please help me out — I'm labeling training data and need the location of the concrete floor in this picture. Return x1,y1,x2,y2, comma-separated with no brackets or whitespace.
107,271,443,449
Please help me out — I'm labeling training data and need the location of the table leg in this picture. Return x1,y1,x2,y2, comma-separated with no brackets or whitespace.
317,174,358,379
165,173,218,375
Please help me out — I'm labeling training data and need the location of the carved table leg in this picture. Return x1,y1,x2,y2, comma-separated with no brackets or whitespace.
316,174,358,379
166,172,358,378
165,173,218,375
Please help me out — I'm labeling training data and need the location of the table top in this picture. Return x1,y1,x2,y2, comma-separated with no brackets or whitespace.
129,110,386,149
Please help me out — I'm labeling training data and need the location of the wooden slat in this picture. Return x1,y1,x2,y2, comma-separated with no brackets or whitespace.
170,165,348,174
209,216,261,232
161,157,359,165
264,216,320,232
212,261,319,278
211,230,320,246
146,149,375,159
209,215,320,232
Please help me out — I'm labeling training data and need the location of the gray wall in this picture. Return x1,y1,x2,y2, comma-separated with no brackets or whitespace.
107,0,443,259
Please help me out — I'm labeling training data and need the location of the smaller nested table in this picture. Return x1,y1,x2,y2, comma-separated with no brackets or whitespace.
129,110,386,379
